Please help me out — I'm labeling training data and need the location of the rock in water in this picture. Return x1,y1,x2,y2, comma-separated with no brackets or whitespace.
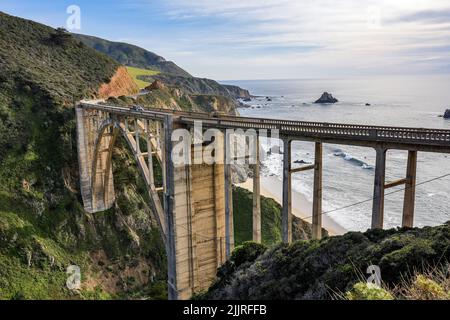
444,109,450,119
314,92,338,104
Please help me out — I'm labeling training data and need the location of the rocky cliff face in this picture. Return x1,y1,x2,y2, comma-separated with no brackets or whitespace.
222,85,252,99
98,66,139,98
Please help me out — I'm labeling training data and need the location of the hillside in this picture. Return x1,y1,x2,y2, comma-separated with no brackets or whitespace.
0,12,164,299
200,222,450,300
74,34,251,101
74,34,192,77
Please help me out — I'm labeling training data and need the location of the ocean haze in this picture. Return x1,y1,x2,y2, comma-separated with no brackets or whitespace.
222,75,450,231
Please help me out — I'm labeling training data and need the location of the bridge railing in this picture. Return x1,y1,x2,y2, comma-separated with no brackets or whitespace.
179,116,450,145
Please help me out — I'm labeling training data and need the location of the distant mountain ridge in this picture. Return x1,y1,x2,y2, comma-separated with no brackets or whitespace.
74,34,192,77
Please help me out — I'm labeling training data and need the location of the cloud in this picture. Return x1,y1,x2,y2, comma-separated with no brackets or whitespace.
391,9,450,24
114,0,450,78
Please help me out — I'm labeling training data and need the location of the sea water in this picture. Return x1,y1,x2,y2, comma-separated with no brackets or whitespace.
221,75,450,231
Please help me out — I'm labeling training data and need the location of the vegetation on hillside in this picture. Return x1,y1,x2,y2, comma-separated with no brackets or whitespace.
199,223,450,299
0,12,165,299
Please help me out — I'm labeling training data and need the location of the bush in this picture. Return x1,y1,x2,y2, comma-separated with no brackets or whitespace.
345,282,394,300
230,242,268,268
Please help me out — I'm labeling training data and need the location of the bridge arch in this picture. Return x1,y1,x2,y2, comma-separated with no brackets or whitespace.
90,116,167,239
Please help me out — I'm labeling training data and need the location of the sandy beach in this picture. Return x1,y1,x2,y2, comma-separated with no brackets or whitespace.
237,175,347,236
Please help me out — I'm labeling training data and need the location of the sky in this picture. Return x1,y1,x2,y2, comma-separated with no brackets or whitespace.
2,0,450,80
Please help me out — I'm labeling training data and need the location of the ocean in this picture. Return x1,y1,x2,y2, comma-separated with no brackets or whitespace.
221,75,450,232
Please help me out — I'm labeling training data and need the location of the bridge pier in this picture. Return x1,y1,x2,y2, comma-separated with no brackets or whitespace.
282,138,292,243
371,148,418,230
224,131,234,257
312,142,323,240
163,115,178,300
372,147,387,229
253,135,261,243
402,150,417,227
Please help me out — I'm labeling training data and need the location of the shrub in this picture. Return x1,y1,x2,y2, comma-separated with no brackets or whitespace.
345,282,394,300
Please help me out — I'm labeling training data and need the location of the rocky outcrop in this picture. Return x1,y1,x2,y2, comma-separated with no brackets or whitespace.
146,80,165,91
222,85,252,99
98,66,139,98
314,92,338,104
444,109,450,119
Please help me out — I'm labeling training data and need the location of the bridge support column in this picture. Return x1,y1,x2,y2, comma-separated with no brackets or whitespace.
224,131,234,257
282,138,292,243
253,135,261,243
145,120,155,186
402,150,417,228
372,147,387,229
163,115,178,300
312,142,323,240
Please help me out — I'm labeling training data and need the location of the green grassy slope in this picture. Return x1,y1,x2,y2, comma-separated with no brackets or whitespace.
126,66,160,89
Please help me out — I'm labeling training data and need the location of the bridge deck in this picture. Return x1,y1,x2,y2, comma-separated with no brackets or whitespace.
79,102,450,153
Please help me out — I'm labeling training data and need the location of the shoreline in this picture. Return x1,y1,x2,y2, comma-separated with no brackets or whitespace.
237,175,347,236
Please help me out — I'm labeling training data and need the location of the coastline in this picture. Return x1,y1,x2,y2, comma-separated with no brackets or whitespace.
237,175,347,236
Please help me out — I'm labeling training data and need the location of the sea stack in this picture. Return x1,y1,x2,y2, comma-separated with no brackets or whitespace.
444,109,450,119
315,92,338,104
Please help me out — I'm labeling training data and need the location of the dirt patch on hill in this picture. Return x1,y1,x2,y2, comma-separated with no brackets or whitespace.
98,66,139,99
